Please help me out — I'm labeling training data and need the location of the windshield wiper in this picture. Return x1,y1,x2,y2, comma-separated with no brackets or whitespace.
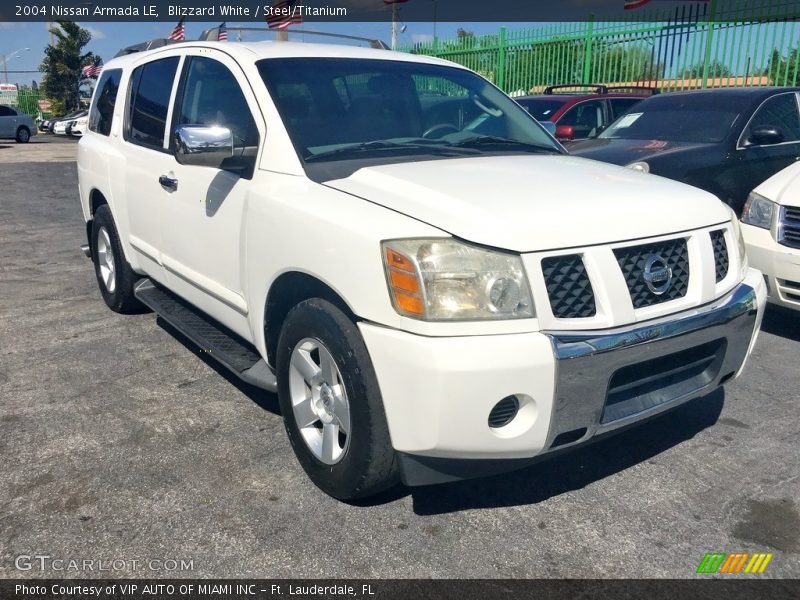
450,135,560,154
304,140,477,162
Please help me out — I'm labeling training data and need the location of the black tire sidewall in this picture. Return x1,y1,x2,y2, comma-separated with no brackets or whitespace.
277,299,397,500
16,127,30,143
91,205,141,313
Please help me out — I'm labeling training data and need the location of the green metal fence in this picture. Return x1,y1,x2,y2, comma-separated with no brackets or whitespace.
401,0,800,95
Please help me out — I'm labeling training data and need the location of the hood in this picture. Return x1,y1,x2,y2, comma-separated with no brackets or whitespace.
568,138,713,166
325,155,730,252
753,161,800,208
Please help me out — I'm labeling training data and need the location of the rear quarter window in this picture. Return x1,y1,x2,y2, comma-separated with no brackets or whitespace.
89,69,122,136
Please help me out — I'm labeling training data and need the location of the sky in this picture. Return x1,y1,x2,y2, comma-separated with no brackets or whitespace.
0,20,532,87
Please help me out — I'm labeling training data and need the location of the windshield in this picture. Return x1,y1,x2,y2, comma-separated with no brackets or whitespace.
600,99,740,143
256,58,562,163
516,98,567,121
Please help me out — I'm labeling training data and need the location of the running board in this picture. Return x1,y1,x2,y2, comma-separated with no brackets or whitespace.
134,279,277,392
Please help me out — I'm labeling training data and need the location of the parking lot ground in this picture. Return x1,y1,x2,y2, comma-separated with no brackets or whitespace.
0,134,78,164
0,141,799,579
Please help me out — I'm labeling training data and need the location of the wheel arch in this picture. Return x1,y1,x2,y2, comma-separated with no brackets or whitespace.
263,271,358,366
85,189,109,246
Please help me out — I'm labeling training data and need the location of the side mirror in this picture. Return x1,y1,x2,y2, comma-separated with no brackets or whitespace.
174,125,234,169
747,126,784,147
555,124,575,141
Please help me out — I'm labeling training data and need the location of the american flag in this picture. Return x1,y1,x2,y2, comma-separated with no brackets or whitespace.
169,18,186,41
266,0,302,30
218,22,228,41
625,0,708,8
81,58,103,79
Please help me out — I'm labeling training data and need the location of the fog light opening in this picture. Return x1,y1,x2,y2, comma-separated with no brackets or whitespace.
488,395,520,429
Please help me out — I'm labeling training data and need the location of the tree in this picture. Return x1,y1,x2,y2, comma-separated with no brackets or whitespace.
40,20,98,115
767,47,800,86
680,60,732,80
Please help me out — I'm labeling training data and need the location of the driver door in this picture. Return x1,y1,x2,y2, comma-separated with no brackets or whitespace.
158,50,264,337
734,92,800,210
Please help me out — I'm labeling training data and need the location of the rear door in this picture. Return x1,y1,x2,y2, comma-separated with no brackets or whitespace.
120,54,182,282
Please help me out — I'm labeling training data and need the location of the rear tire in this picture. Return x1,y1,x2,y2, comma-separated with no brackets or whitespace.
91,205,144,314
16,126,30,143
276,298,399,500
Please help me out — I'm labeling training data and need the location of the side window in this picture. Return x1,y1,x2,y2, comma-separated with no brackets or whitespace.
609,98,642,119
176,56,259,151
89,69,122,136
559,100,604,138
746,93,800,144
128,56,180,150
0,106,16,116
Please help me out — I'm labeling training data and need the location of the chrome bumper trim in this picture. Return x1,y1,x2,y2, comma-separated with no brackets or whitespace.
543,282,759,450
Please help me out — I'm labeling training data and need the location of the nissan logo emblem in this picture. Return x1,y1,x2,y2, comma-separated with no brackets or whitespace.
643,254,673,295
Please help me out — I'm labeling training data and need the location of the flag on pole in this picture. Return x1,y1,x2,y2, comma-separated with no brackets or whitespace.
81,58,103,79
266,0,303,30
625,0,708,8
218,22,228,41
169,17,186,41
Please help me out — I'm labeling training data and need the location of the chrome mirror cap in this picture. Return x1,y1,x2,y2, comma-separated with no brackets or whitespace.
174,125,234,168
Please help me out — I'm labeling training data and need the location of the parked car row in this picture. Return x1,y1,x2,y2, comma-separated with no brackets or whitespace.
39,110,88,137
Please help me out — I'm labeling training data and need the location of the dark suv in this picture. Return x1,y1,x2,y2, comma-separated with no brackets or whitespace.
516,84,657,143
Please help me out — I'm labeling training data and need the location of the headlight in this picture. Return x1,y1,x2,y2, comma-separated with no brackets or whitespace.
382,238,534,321
729,208,748,279
627,161,650,173
741,192,775,229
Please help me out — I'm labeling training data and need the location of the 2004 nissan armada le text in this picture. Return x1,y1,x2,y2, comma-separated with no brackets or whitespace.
77,39,767,500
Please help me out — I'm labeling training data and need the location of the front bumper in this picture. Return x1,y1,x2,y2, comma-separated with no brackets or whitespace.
360,269,766,486
743,222,800,311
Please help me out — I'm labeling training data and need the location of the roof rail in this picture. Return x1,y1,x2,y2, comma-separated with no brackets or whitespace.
605,85,660,95
114,38,183,58
543,83,660,96
544,84,607,95
198,26,389,49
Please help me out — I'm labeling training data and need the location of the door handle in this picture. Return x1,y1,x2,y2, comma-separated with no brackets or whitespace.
159,175,178,191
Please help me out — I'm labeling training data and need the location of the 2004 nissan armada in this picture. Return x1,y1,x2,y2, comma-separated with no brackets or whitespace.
77,39,766,500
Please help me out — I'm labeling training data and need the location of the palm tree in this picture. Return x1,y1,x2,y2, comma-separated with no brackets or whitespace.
40,20,98,114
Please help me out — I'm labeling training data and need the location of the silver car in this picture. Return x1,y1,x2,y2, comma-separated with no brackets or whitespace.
0,104,37,143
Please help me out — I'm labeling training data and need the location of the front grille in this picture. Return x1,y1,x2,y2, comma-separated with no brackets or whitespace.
602,339,726,423
779,206,800,249
710,230,729,282
541,254,597,319
614,238,690,308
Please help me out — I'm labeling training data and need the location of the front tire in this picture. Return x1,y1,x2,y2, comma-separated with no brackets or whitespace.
16,126,30,143
276,298,399,500
91,205,144,314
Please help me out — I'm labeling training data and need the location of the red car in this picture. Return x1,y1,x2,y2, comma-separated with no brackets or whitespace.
516,84,657,143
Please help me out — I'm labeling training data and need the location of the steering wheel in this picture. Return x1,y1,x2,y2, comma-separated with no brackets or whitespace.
423,123,460,139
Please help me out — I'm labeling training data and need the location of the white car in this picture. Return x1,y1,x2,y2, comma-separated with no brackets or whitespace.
77,39,766,500
741,162,800,311
68,113,89,137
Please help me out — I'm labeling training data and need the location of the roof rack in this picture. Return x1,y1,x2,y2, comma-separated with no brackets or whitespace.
543,83,659,96
198,26,390,50
114,38,184,58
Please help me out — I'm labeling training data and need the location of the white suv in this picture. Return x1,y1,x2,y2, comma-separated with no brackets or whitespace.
78,40,767,500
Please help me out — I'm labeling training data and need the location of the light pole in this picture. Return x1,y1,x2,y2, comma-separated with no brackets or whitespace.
1,48,31,84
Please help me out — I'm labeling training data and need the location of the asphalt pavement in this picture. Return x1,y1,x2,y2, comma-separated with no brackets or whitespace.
0,138,798,578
